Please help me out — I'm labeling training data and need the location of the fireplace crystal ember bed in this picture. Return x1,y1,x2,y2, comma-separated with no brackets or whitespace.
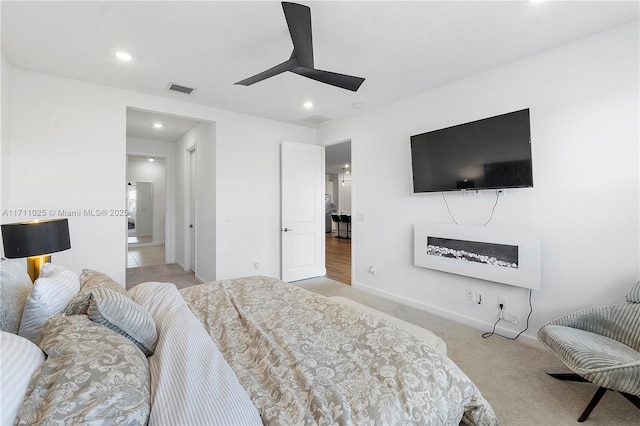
414,224,540,289
426,237,518,269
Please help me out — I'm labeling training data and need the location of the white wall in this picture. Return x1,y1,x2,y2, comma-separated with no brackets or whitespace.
174,121,216,282
3,72,129,282
214,116,316,280
2,68,315,285
318,21,639,343
1,54,12,227
126,156,166,243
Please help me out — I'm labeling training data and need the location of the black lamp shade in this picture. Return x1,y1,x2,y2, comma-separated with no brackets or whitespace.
1,219,71,258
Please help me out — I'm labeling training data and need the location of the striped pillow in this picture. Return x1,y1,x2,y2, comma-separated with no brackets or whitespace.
64,269,127,315
626,280,640,303
87,287,157,356
18,263,80,345
0,331,45,426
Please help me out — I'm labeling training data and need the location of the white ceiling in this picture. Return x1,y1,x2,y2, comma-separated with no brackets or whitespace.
126,108,203,142
2,1,638,130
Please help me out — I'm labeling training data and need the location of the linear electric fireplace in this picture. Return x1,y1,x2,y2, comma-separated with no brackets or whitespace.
414,223,540,289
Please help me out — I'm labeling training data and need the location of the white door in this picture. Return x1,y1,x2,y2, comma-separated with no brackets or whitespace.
281,141,324,282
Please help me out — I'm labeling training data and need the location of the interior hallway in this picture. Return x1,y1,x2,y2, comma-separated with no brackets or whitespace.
127,244,165,268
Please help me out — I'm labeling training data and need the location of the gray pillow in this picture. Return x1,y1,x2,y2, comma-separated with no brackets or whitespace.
0,259,33,334
626,280,640,303
64,268,127,315
87,287,158,356
16,315,150,425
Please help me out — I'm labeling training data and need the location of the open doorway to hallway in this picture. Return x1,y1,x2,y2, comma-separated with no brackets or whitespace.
325,232,351,284
125,108,199,273
126,157,166,268
325,141,352,285
125,107,216,287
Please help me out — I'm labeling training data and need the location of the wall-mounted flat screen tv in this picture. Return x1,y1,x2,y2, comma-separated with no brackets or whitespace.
411,108,533,193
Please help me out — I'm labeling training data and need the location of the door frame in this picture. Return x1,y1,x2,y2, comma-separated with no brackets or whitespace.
184,144,197,273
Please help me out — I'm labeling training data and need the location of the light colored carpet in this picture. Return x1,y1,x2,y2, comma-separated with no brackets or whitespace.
126,263,200,290
127,268,639,425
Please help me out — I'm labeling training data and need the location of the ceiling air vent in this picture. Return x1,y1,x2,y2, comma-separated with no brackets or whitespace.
167,82,196,95
302,115,331,124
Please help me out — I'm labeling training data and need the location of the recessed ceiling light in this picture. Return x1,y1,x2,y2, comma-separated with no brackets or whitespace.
345,164,350,168
115,51,132,62
303,101,313,109
148,157,155,162
153,122,163,129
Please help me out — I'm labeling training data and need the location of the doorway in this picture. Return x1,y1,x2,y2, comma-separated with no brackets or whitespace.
126,156,166,268
324,141,352,285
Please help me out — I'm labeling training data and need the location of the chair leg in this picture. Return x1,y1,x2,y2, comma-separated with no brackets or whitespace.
548,372,589,383
548,373,640,421
577,387,608,422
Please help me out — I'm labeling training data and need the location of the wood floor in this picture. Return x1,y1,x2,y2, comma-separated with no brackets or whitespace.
325,232,351,285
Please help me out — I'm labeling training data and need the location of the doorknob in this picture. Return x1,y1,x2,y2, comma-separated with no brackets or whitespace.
189,224,194,228
283,228,293,232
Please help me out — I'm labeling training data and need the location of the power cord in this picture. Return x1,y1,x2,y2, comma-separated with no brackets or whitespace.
441,192,459,225
442,190,501,226
482,288,533,340
481,190,501,226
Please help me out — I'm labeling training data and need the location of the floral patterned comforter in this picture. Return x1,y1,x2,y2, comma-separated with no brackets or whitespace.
180,276,498,426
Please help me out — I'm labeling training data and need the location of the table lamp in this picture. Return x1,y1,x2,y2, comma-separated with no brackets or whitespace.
1,218,71,281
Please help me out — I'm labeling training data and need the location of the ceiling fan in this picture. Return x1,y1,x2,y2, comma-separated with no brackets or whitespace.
235,2,365,92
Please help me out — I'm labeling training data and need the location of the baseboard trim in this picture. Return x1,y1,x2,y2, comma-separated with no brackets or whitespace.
352,280,543,349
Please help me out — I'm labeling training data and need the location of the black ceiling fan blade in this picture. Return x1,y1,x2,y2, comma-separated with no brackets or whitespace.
292,67,365,92
235,58,298,86
235,2,366,91
282,2,314,68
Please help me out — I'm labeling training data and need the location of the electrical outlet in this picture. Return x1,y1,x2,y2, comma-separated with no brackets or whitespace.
476,291,485,304
466,289,474,302
498,297,507,309
502,311,518,325
253,261,259,270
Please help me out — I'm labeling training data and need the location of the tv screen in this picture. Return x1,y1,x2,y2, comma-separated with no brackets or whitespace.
410,109,533,193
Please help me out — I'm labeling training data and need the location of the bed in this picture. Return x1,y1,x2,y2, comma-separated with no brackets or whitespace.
1,264,497,426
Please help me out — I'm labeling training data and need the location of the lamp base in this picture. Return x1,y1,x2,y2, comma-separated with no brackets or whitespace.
27,255,50,282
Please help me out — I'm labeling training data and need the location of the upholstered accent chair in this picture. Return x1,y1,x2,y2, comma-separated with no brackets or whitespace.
537,280,640,422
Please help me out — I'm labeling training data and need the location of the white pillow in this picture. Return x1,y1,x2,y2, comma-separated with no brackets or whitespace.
0,259,33,334
0,331,45,425
18,263,80,345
